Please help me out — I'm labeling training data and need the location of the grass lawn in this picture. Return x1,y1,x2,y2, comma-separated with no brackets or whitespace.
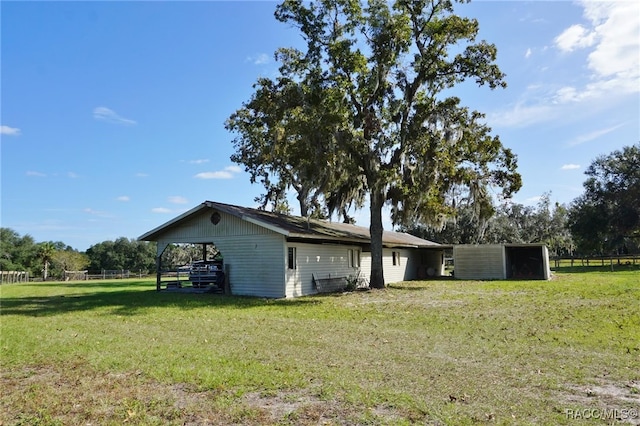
1,271,639,425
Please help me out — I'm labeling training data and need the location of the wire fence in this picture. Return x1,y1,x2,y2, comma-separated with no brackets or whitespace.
551,255,639,269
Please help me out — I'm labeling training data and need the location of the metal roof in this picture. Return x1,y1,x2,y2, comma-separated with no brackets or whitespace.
139,201,440,249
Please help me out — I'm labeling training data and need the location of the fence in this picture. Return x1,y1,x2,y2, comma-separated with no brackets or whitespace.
63,270,89,281
87,270,131,280
551,255,639,269
1,271,30,284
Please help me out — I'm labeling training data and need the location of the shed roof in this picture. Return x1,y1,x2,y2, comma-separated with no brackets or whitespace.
139,201,440,249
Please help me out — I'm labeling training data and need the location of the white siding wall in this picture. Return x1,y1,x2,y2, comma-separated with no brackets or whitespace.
338,248,445,286
286,246,431,294
360,252,372,280
541,246,551,280
157,209,287,298
218,234,285,298
286,243,363,297
382,248,412,283
453,245,506,280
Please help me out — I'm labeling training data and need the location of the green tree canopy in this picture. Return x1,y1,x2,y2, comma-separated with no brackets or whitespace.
0,228,38,272
228,0,521,288
86,238,156,273
569,143,640,254
405,192,573,256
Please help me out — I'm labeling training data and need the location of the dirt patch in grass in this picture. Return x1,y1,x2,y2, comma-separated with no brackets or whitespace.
1,363,228,425
557,379,640,425
0,363,404,425
240,389,410,425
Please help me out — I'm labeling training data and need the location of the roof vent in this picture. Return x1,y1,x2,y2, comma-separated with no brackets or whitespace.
210,211,221,225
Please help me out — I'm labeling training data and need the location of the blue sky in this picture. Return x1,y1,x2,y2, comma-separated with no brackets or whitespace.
1,1,638,251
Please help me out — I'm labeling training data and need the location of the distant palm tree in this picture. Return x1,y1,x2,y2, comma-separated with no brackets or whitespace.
37,242,56,280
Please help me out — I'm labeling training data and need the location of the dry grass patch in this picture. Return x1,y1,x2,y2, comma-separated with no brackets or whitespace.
1,363,403,425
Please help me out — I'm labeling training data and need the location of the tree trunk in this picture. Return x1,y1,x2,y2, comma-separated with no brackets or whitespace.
297,186,309,217
369,188,385,289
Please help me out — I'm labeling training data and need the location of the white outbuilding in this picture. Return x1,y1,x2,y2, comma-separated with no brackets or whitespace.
452,244,551,280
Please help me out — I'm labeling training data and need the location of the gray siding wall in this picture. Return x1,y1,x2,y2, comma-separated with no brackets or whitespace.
453,245,506,280
156,209,286,298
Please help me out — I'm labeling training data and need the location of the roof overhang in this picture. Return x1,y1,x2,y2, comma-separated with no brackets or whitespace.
138,200,441,249
138,203,209,241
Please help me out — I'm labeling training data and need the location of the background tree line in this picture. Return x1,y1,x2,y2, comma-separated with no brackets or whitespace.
405,143,639,256
0,232,156,279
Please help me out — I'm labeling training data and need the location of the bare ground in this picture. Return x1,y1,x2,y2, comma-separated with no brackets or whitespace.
0,363,405,425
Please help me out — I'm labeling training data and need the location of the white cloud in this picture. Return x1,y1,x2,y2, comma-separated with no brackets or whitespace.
93,106,137,126
83,208,111,217
67,172,79,179
247,53,270,65
488,102,554,128
561,164,580,170
524,48,532,59
553,86,579,104
556,1,639,95
188,159,210,164
168,196,188,204
584,2,639,79
554,24,596,52
194,165,242,180
152,207,172,214
116,196,130,202
1,125,21,136
26,171,47,177
135,173,149,178
568,123,624,146
195,171,234,179
494,1,639,129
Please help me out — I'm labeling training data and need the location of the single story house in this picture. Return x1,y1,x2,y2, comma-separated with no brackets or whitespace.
138,201,446,298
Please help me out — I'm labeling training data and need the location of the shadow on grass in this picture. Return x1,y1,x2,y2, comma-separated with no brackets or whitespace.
18,280,151,289
0,281,320,317
387,277,455,291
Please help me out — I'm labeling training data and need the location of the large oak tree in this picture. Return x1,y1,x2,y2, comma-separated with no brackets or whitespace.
569,143,640,254
227,0,521,288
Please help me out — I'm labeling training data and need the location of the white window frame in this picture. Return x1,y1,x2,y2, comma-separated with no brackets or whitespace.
348,249,361,268
287,247,297,270
393,251,401,266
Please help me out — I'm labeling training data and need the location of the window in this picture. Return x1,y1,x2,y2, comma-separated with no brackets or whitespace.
392,251,401,266
287,247,296,270
348,249,360,268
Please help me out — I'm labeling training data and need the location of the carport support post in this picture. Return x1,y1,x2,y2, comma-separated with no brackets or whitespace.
156,256,162,291
155,242,169,292
224,264,230,295
202,243,207,261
